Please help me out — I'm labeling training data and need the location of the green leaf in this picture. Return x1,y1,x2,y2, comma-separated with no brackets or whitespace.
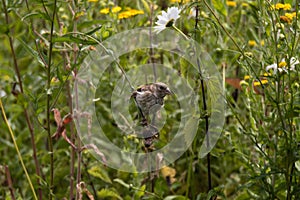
141,0,150,14
97,188,123,200
295,161,300,171
77,20,109,30
134,184,145,199
52,35,97,45
113,178,130,188
284,0,293,5
0,68,14,78
21,11,51,22
183,116,199,146
163,195,189,200
85,25,103,36
180,58,190,79
88,166,112,184
0,24,9,34
18,39,47,67
212,0,227,17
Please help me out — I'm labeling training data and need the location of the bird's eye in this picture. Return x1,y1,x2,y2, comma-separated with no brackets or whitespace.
159,85,165,90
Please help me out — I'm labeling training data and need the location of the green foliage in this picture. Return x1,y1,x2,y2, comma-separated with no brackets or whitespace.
97,188,123,200
0,0,300,199
212,0,227,17
88,165,112,184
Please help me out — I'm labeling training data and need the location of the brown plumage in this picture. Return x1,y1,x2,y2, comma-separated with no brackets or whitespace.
131,82,172,125
131,82,171,149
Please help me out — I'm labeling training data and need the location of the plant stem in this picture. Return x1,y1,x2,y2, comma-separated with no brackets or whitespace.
0,99,38,200
149,2,157,82
198,56,212,191
47,0,57,198
5,165,16,200
172,25,190,40
2,0,43,198
194,3,212,194
64,1,78,199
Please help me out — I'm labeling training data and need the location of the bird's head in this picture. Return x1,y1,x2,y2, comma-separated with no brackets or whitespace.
153,82,172,98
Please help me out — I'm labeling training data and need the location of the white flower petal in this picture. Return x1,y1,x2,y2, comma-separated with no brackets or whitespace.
154,25,165,33
161,11,168,19
266,63,277,71
154,6,181,34
266,63,279,74
157,15,167,21
290,57,299,71
156,19,168,25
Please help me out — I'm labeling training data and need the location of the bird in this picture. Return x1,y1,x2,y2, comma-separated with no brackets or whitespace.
131,82,172,126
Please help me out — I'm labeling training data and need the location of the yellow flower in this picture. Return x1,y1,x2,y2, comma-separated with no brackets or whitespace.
248,40,257,47
271,3,291,10
275,3,285,10
129,9,144,15
61,14,69,20
263,72,271,77
242,2,249,7
118,9,144,19
170,0,190,3
118,11,131,19
51,77,59,85
244,75,251,80
253,79,268,86
245,52,253,57
161,166,176,184
76,11,85,18
260,40,265,46
285,12,296,20
279,61,287,68
282,3,291,10
100,8,109,14
226,1,237,7
112,6,122,13
2,75,11,81
88,0,98,2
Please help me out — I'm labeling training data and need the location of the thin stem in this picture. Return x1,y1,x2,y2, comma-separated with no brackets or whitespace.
57,7,76,198
5,165,16,200
64,1,78,199
69,1,83,199
172,25,190,40
68,86,76,200
149,3,157,82
197,55,212,191
0,99,38,200
82,158,97,198
194,3,212,194
47,0,57,198
185,151,193,198
2,0,43,199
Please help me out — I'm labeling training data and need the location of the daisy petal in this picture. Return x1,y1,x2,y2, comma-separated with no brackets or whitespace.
154,6,181,34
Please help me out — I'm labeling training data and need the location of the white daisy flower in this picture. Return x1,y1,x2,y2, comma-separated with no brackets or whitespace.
154,7,181,33
266,57,299,74
266,63,280,74
290,57,299,71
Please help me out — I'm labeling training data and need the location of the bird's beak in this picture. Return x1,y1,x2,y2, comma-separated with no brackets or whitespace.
166,88,173,95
